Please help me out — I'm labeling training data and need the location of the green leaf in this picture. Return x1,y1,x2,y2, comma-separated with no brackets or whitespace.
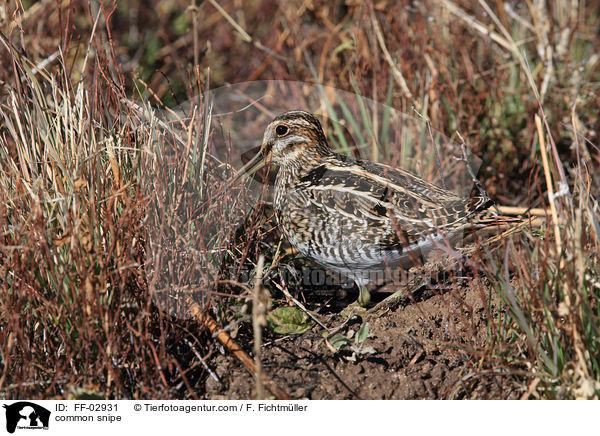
333,41,355,56
356,322,369,344
266,306,314,335
328,334,351,350
68,387,105,400
359,346,376,355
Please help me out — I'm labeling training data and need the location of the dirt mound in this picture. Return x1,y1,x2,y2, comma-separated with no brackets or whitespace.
205,284,525,399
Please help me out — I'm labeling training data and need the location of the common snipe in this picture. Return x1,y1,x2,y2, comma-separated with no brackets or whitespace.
254,110,502,308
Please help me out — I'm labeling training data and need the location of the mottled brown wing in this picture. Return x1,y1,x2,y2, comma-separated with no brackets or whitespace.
297,156,493,237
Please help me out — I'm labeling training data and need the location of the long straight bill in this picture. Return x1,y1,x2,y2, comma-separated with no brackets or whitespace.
234,151,267,182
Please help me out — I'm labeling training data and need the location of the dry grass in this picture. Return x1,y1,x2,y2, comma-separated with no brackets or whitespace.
0,0,599,399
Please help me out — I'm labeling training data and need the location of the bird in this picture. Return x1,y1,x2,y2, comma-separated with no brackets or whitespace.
255,110,507,309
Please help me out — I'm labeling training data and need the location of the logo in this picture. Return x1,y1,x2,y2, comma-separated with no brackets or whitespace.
3,402,50,433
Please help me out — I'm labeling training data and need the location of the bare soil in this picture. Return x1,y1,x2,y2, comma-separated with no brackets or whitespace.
205,282,525,400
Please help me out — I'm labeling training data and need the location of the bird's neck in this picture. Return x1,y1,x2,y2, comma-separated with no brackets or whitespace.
278,146,329,178
274,154,322,209
274,161,302,205
273,143,331,206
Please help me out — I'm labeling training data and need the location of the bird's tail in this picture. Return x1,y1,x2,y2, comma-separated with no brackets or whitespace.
467,194,528,227
473,210,524,227
467,207,541,249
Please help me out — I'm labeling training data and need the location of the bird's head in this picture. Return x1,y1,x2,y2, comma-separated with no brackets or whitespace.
260,110,331,167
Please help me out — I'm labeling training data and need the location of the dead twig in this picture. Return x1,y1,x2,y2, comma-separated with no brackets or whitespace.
252,255,267,399
368,5,413,100
185,296,291,400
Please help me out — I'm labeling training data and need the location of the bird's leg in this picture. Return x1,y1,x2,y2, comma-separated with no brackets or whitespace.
367,282,415,315
357,284,371,307
339,283,371,317
368,252,468,315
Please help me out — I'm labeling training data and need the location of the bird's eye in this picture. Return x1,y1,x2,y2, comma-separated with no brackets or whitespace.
275,125,289,136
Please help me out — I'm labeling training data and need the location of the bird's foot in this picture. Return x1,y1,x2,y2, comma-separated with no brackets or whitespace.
339,285,371,317
367,289,406,315
340,300,368,318
357,285,371,306
366,273,428,315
